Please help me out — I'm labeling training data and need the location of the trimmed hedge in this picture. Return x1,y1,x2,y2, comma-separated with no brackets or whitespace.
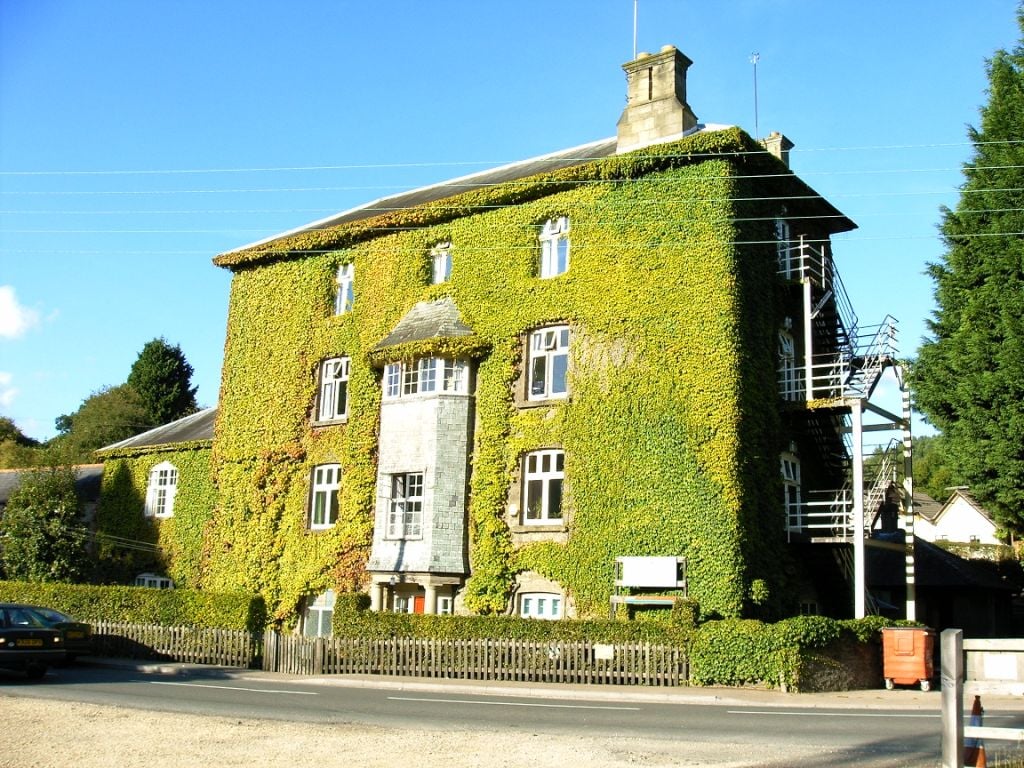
689,615,915,691
0,580,265,632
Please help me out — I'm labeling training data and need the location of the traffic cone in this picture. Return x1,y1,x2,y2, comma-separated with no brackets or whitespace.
964,695,986,768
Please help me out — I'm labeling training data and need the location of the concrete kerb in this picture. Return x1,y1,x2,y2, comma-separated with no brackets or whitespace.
75,656,1024,712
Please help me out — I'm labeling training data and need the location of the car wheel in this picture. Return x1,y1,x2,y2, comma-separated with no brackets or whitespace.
25,665,47,680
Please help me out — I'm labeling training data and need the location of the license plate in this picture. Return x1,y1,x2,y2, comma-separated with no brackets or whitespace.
16,638,43,647
66,631,84,639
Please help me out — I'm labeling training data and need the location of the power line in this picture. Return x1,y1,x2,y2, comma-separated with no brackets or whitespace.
0,139,1021,177
1,164,1020,197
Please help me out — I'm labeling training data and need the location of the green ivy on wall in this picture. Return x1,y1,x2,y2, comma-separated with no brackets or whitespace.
180,127,838,623
95,442,215,587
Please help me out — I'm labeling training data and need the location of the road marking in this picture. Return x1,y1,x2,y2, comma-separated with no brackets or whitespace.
387,696,640,711
150,681,318,696
728,710,938,718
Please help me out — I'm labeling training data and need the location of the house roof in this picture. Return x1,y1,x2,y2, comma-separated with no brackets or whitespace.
97,407,217,454
0,464,104,508
868,535,1012,591
913,491,944,523
215,121,855,270
375,297,475,350
218,135,622,258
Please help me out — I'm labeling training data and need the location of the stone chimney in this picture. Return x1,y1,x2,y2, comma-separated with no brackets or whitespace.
761,131,795,168
616,45,699,154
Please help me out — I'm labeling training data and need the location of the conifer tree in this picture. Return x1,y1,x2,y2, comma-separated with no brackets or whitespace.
126,338,198,426
914,8,1024,530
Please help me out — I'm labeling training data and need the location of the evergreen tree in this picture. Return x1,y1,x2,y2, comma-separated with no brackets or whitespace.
913,9,1024,530
0,465,88,582
126,338,198,426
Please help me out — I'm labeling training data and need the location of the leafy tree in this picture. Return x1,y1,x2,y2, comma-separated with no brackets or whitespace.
912,434,962,505
0,416,45,468
126,338,198,426
0,465,88,581
52,384,151,461
913,9,1024,530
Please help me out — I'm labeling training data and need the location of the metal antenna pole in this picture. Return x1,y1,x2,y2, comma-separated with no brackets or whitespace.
750,52,761,139
633,0,638,59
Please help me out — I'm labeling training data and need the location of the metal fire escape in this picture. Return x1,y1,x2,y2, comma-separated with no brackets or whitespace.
779,236,916,620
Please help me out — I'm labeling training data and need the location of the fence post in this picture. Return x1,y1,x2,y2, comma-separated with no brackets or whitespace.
941,628,964,768
263,631,278,673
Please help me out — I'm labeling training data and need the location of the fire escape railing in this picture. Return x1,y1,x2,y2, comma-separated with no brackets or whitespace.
780,238,905,542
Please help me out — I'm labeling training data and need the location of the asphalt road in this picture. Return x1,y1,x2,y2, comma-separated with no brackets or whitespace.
5,662,1024,767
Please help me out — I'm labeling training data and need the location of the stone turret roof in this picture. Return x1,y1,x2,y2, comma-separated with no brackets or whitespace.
375,297,475,350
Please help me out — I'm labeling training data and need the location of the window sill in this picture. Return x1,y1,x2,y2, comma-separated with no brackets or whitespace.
311,416,349,428
510,523,567,534
519,396,571,409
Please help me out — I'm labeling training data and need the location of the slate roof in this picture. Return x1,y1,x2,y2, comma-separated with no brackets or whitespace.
868,535,1012,591
375,297,475,350
218,136,621,257
98,407,217,454
913,491,943,523
0,464,104,508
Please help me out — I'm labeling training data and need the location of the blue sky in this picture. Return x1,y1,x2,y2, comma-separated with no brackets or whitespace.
0,0,1019,441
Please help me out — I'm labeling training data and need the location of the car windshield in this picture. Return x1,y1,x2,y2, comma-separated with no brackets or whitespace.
4,607,48,628
30,607,71,623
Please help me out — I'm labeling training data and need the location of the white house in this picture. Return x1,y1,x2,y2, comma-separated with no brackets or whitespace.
915,488,1001,545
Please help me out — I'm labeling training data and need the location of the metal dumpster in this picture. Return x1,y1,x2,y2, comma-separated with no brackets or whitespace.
882,627,936,691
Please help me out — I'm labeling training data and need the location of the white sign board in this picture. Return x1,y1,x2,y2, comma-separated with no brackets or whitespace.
617,557,680,588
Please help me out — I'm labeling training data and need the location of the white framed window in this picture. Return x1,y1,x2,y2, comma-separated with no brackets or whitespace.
781,452,801,529
437,596,453,615
522,449,564,524
318,356,350,421
383,358,468,399
778,328,798,401
334,263,354,315
310,463,341,530
144,461,178,518
387,472,424,539
539,216,570,278
134,572,174,589
302,589,336,638
520,592,563,620
775,218,798,278
528,326,569,400
431,241,452,284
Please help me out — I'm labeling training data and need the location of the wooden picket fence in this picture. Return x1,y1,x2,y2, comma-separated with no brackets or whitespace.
89,622,689,686
91,621,257,668
262,633,688,686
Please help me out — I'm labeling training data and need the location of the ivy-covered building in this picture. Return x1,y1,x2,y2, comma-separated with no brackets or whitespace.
97,45,911,628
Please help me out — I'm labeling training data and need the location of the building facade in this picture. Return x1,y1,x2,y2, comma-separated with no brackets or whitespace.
97,46,910,629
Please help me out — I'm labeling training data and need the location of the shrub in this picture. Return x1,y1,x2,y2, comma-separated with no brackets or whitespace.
0,580,265,632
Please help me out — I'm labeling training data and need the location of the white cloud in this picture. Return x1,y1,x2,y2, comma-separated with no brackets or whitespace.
0,371,17,408
0,285,41,339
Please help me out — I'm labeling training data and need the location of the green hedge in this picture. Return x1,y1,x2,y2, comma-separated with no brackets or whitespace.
689,615,912,690
0,580,265,632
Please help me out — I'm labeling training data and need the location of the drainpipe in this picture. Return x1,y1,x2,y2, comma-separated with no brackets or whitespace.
852,399,866,618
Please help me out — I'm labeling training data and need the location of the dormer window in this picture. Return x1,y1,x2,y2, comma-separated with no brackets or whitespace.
335,263,354,315
539,217,570,278
431,242,452,284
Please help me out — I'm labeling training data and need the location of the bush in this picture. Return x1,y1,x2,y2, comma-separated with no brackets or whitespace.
0,580,265,632
332,594,689,644
689,616,893,691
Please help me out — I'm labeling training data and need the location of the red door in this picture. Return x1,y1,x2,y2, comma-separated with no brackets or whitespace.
413,595,425,614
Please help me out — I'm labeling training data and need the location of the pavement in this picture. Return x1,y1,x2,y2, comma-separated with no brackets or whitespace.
75,655,1024,712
